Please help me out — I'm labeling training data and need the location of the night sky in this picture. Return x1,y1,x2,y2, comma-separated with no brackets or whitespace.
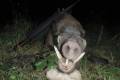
0,0,120,34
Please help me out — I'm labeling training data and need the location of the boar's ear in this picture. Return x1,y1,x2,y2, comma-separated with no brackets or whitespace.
57,35,62,49
57,35,61,43
78,38,87,51
82,39,87,49
80,28,86,37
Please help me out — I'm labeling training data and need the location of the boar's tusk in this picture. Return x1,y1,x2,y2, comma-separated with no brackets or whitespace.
54,45,63,59
74,52,85,63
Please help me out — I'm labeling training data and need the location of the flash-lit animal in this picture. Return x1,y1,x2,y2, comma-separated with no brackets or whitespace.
45,13,87,73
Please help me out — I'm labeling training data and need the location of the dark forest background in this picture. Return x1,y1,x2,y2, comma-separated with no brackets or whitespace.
0,0,120,33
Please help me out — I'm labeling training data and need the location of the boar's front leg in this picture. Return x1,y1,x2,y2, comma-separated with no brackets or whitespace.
45,31,54,50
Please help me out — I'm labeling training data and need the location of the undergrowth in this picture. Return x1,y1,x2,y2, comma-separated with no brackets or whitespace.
0,19,120,80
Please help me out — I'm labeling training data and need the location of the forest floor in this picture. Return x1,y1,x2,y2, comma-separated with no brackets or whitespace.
0,19,120,80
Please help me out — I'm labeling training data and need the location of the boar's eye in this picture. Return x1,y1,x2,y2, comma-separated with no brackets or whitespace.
64,45,70,53
74,47,81,55
66,45,70,51
74,48,78,52
62,45,70,54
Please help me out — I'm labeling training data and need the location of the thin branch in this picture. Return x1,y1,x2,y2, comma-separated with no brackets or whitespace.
96,25,104,45
111,33,120,41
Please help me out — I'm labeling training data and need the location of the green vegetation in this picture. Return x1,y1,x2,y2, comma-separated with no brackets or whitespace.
0,19,120,80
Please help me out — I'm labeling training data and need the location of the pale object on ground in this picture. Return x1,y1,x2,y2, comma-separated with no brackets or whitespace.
46,68,82,80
